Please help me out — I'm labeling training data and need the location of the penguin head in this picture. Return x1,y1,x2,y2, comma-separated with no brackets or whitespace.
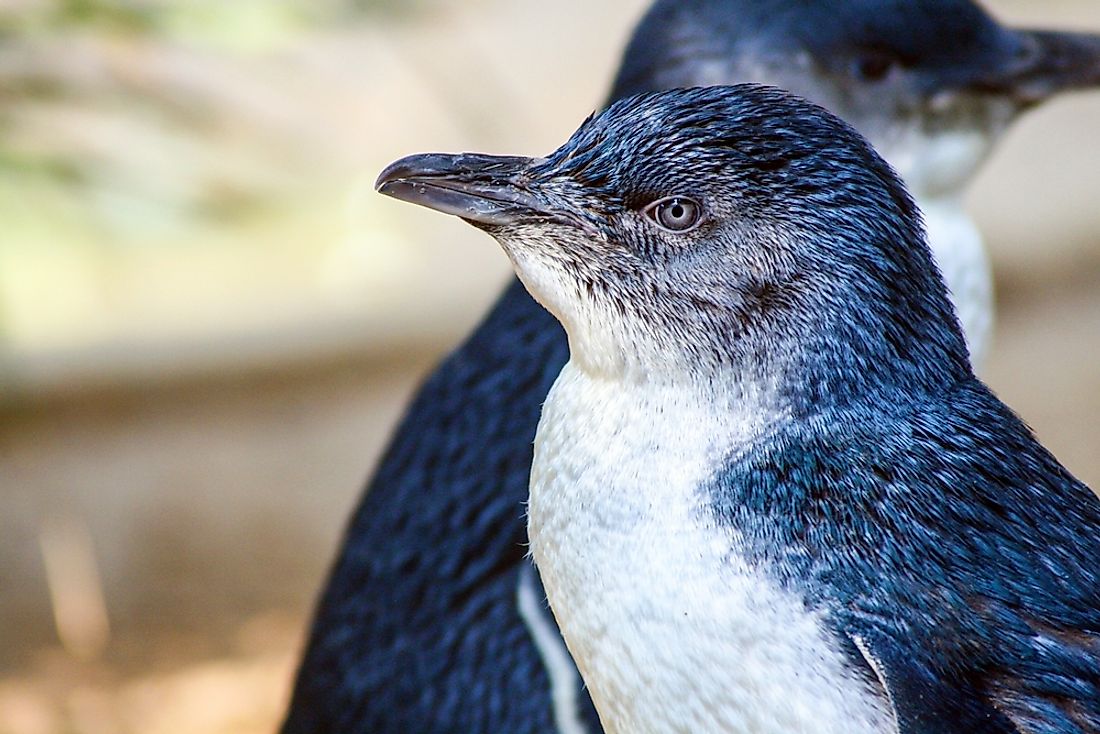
377,85,970,404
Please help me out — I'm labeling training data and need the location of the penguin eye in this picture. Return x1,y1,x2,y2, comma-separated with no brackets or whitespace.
852,50,897,82
643,196,702,233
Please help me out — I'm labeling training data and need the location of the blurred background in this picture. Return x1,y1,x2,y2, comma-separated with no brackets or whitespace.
0,0,1097,732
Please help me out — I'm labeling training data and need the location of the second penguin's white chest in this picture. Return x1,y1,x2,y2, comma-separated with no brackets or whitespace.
527,364,892,734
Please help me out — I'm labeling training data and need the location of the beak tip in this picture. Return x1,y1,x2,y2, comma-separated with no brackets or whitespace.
373,178,422,210
374,178,395,197
374,158,412,193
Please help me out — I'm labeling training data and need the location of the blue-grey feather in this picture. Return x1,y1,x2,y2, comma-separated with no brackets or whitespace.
709,379,1100,733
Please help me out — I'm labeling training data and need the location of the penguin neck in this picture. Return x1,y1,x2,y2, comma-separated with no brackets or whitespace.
528,360,787,537
554,356,787,433
560,327,793,422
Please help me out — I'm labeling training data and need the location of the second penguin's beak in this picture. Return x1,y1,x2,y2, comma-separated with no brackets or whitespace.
975,28,1100,105
375,152,554,228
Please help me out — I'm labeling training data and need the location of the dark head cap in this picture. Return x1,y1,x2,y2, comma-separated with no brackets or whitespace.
609,0,1100,195
377,86,971,409
612,0,1100,103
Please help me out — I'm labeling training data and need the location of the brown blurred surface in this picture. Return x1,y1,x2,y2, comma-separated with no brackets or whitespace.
0,1,1098,732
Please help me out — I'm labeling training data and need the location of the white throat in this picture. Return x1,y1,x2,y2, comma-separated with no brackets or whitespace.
918,196,991,368
527,363,892,734
878,124,999,370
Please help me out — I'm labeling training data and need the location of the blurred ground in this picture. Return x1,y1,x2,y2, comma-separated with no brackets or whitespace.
0,1,1098,732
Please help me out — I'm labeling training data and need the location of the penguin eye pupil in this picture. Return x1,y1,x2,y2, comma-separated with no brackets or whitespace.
645,196,702,233
854,51,895,82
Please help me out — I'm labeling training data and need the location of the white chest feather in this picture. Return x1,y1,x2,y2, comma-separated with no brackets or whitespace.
528,365,892,734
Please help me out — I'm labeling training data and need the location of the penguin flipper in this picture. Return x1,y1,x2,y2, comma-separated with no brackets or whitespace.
847,628,1020,734
979,620,1100,734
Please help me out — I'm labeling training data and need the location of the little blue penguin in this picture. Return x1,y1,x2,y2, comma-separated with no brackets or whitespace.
375,84,1100,734
282,3,1100,732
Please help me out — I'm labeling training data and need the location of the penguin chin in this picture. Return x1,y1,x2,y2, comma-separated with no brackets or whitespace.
861,95,1016,200
493,242,566,317
495,244,640,378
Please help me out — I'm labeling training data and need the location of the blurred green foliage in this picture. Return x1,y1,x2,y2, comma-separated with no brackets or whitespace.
0,0,157,37
0,0,447,352
0,0,437,40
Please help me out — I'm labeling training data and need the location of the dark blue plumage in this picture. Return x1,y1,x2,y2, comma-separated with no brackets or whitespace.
281,281,598,732
711,381,1100,732
283,2,1100,732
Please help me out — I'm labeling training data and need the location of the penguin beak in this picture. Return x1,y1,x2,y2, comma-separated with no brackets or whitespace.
970,28,1100,105
375,152,554,227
